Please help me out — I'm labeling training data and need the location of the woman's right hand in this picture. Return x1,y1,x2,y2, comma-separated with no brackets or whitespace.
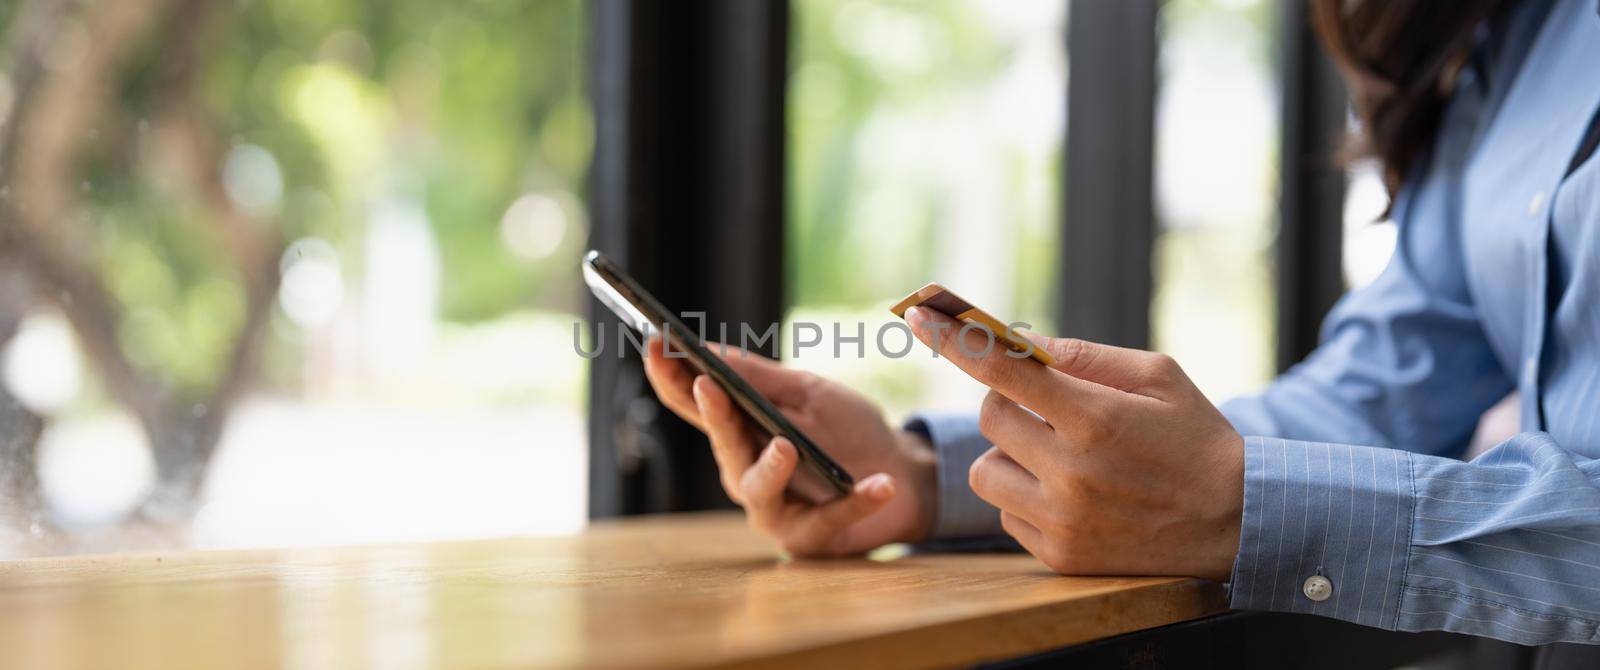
642,337,937,556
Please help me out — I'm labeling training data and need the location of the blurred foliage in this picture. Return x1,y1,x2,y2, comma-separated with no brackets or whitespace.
57,0,591,397
788,0,1009,307
789,0,1282,408
786,0,1065,416
1164,0,1273,35
1153,0,1280,400
211,0,592,318
22,0,1280,410
1163,0,1274,40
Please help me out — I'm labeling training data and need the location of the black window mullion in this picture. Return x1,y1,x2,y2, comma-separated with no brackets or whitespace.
1061,0,1158,350
1275,0,1349,373
587,0,789,518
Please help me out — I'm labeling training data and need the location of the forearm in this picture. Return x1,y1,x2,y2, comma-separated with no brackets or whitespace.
1220,372,1390,447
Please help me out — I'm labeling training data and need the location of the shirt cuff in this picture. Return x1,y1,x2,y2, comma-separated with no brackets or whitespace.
905,412,1004,540
1228,436,1415,630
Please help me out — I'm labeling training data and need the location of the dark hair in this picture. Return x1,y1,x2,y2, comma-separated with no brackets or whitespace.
1310,0,1519,199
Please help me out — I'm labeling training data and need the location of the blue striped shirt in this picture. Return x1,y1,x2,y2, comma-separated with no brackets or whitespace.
918,0,1600,645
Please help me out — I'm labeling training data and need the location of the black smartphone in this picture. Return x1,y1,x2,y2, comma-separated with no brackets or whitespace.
582,250,854,504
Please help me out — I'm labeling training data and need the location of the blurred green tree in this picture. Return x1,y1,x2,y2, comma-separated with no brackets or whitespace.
788,0,1009,308
0,0,589,534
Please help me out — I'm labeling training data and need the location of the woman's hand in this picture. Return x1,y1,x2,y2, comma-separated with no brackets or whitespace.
642,337,937,556
905,307,1245,581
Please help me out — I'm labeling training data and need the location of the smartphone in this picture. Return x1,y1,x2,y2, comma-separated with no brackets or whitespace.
890,283,1057,365
582,250,854,504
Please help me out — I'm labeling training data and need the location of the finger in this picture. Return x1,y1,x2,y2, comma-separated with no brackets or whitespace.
1000,510,1043,545
703,343,812,406
968,447,1049,525
905,307,1106,417
644,336,704,429
999,511,1057,570
740,438,799,530
784,473,896,555
693,375,760,500
977,390,1057,474
1023,332,1182,400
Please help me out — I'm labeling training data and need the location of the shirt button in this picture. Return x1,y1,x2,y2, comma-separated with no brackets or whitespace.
1302,575,1333,602
1527,191,1546,217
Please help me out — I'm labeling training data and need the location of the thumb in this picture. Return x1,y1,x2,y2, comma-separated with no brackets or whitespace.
1023,332,1179,396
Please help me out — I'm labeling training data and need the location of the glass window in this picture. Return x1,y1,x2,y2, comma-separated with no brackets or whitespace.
1152,0,1279,401
787,0,1066,419
1343,161,1397,289
0,0,589,554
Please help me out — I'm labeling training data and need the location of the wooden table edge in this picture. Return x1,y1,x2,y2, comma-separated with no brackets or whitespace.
710,577,1230,670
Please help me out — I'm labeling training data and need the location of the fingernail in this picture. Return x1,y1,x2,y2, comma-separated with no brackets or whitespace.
766,439,789,465
691,377,707,406
904,306,924,326
859,474,894,500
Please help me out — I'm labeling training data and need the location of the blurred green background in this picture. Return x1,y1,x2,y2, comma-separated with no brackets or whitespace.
0,0,1348,553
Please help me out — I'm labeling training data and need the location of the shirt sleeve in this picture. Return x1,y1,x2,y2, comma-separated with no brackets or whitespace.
1221,159,1512,457
1230,433,1600,645
1218,114,1600,643
904,412,1004,539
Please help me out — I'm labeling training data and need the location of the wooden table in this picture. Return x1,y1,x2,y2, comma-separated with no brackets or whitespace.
0,512,1227,669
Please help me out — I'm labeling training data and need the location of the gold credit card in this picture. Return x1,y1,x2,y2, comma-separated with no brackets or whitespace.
890,283,1056,365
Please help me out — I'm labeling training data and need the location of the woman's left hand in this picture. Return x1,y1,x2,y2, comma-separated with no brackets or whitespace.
905,307,1245,581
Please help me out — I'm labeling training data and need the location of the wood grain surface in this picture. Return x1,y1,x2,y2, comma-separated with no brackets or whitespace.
0,512,1227,669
